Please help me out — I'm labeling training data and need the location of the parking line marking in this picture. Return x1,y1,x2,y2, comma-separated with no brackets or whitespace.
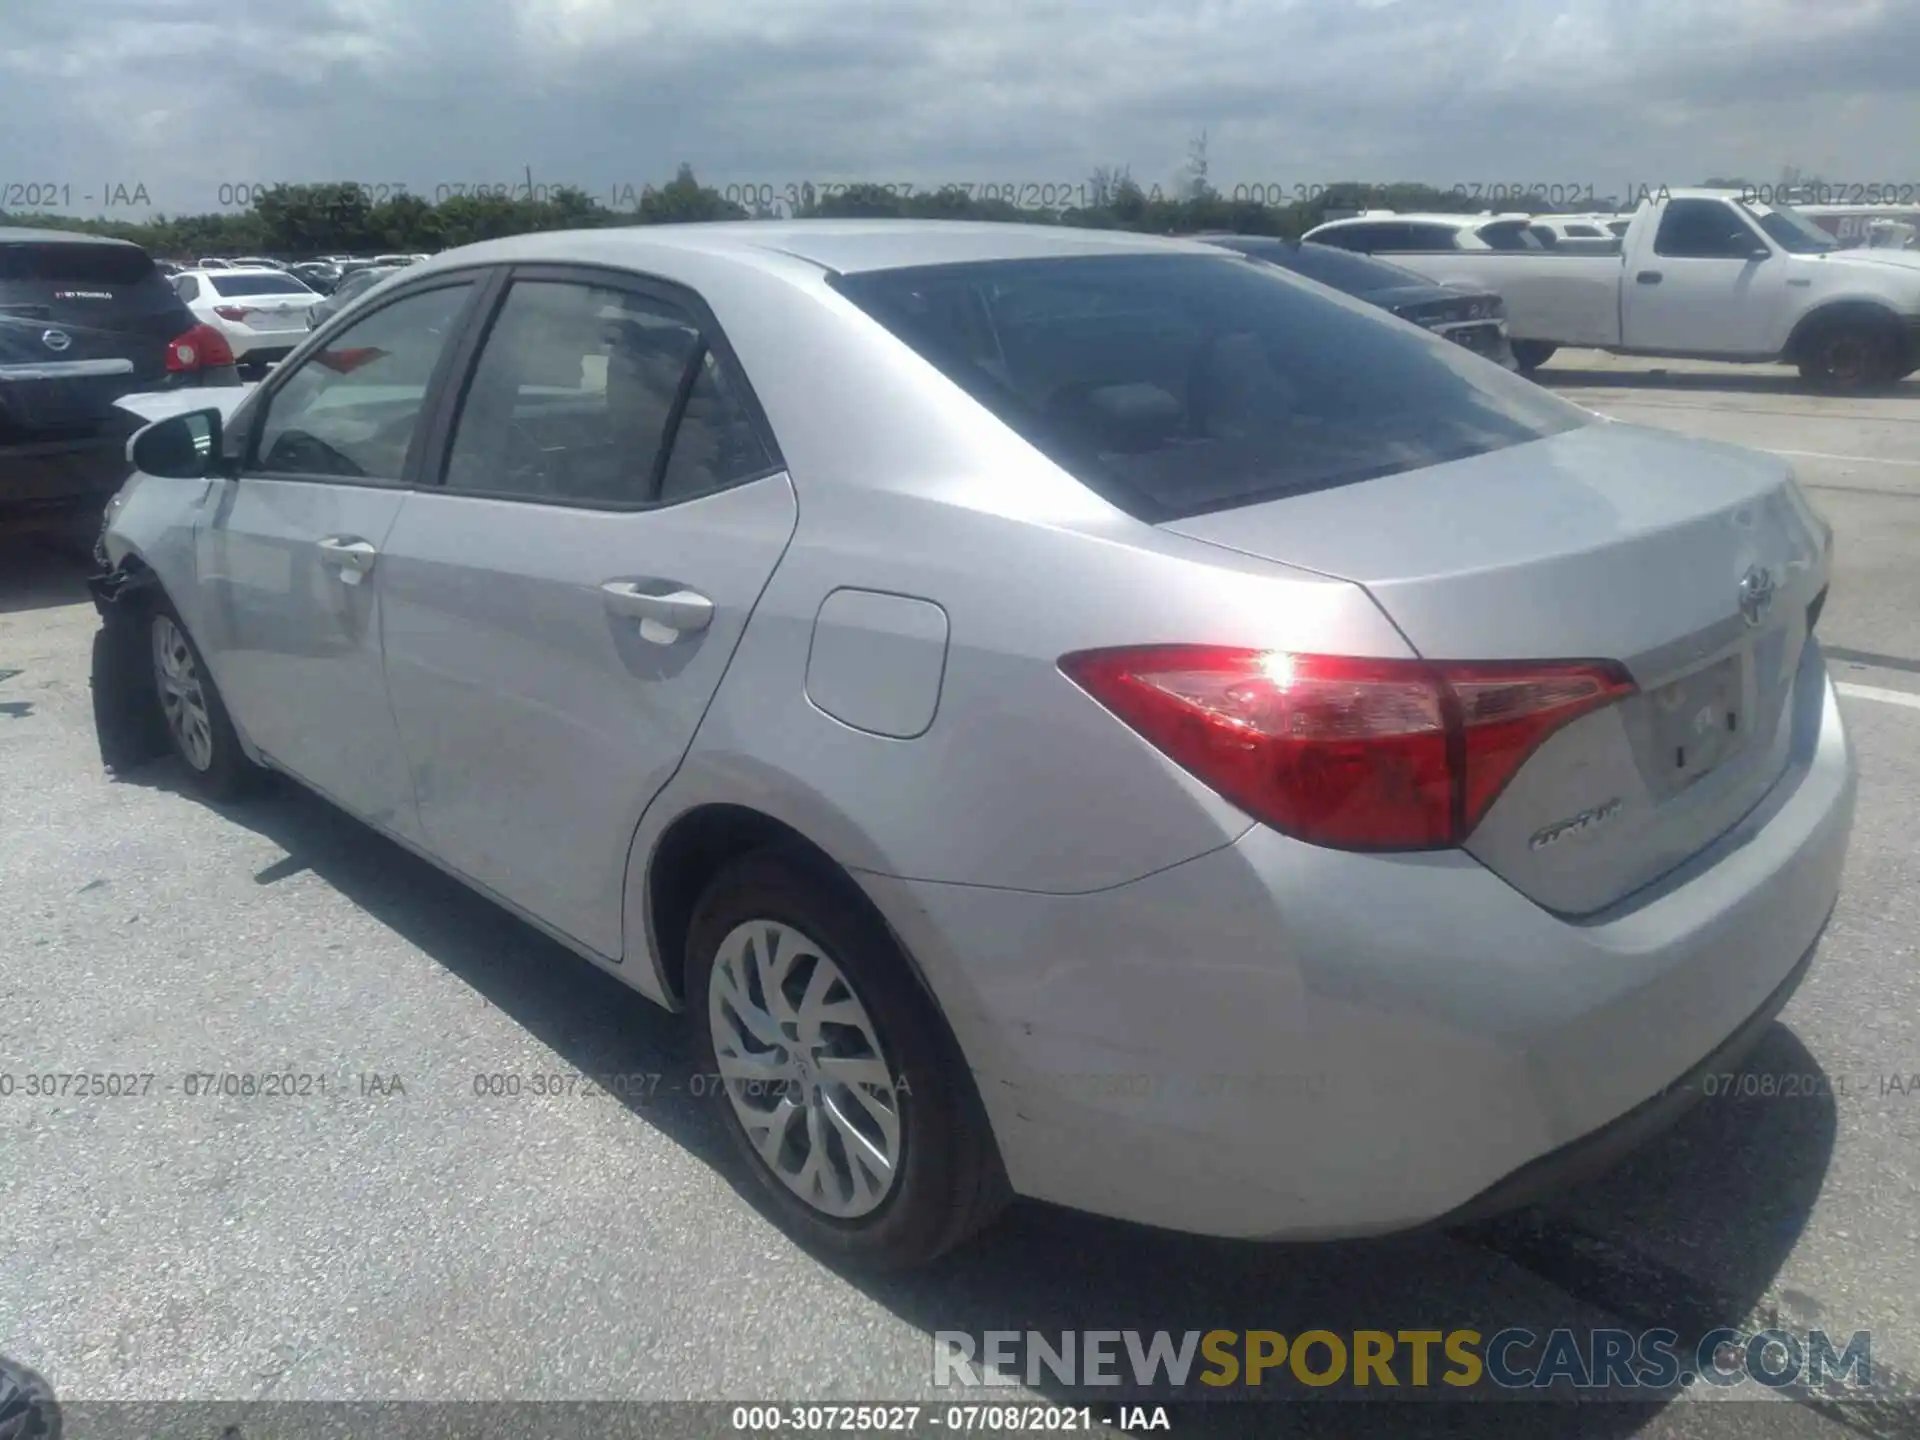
1835,682,1920,711
1762,448,1920,468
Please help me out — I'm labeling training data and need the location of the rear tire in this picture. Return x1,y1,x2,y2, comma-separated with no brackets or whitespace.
1511,340,1557,374
1796,321,1897,393
148,601,260,802
686,850,1009,1270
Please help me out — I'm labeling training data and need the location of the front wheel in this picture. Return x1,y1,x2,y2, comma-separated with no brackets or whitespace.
1796,322,1896,393
1510,340,1557,374
687,850,1009,1269
150,606,259,800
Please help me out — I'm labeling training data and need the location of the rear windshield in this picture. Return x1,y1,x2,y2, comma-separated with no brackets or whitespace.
1212,238,1430,295
831,254,1591,520
207,271,316,297
0,241,157,285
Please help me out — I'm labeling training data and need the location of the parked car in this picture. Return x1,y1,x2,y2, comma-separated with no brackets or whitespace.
1196,234,1516,368
371,253,419,267
288,260,344,294
195,256,233,270
304,264,403,327
1792,204,1920,251
172,266,319,375
1306,189,1920,389
228,255,289,270
93,221,1854,1269
1,227,240,536
1310,211,1549,253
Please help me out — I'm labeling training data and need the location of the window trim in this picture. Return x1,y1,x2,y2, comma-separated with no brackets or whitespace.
413,261,787,514
238,267,502,491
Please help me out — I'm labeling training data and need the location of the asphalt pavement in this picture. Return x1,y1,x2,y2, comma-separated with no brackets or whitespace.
2,359,1917,1439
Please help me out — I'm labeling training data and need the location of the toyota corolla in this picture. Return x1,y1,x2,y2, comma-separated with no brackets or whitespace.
91,221,1855,1269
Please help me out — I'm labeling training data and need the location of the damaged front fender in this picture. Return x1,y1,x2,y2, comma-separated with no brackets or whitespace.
88,563,171,776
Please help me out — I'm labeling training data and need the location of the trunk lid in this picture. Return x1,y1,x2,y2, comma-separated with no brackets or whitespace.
0,240,188,433
1160,421,1831,914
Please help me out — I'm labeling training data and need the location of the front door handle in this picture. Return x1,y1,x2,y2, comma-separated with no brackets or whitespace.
316,536,378,586
1635,270,1663,284
601,582,714,643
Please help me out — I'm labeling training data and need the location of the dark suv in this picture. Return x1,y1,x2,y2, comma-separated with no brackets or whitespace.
2,227,240,539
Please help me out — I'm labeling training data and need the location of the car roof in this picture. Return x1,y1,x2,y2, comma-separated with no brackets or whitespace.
419,220,1223,279
0,225,146,249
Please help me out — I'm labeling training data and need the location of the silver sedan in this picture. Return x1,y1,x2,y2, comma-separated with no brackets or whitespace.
94,220,1856,1269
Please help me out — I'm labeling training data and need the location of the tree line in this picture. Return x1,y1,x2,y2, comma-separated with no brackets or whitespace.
0,161,1723,261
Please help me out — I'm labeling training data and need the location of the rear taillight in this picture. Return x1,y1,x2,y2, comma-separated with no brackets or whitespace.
1059,646,1636,851
212,304,253,322
165,323,236,372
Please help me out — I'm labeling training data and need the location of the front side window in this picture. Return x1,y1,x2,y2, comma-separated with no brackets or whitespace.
1654,200,1765,259
833,253,1591,521
252,282,475,483
442,279,772,506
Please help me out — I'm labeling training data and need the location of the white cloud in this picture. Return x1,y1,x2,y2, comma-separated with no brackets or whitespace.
2,0,1915,217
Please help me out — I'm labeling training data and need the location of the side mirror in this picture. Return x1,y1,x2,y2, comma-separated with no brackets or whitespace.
128,408,223,479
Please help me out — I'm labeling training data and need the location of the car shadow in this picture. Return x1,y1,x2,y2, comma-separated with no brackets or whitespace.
0,536,95,616
109,758,1840,1438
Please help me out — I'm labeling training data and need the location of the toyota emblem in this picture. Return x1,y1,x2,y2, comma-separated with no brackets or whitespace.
1738,565,1776,627
40,328,73,352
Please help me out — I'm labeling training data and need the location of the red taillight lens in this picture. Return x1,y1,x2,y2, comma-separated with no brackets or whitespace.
1059,646,1636,851
212,304,252,322
165,323,236,372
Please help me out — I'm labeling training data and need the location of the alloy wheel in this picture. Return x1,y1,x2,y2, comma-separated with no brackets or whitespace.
707,919,904,1219
152,615,215,772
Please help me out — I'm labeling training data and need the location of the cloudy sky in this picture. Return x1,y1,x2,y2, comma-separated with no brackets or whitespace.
4,0,1917,218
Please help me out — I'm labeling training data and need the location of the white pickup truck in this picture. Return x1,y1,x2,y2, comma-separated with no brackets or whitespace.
1304,189,1920,391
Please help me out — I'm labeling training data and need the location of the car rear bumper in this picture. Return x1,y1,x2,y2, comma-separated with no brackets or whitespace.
861,644,1855,1239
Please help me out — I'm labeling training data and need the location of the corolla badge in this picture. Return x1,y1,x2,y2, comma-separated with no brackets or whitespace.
40,328,73,352
1529,798,1623,851
1739,565,1776,627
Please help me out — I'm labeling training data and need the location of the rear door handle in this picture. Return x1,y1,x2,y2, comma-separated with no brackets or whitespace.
316,536,378,585
1635,270,1663,284
601,582,714,643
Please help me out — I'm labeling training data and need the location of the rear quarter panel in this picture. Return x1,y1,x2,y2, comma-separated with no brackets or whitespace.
620,253,1415,984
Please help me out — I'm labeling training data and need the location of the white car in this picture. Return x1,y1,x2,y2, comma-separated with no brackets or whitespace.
171,267,319,373
1308,189,1920,390
1312,211,1549,252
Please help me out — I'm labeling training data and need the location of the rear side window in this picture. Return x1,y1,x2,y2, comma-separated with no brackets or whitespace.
1564,224,1604,238
442,279,774,507
1313,224,1394,251
832,254,1591,521
207,271,315,297
1474,222,1539,250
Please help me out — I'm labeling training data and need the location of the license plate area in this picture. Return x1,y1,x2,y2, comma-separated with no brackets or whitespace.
1648,654,1744,791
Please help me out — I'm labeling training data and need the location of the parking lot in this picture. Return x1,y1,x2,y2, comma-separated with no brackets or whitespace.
2,355,1917,1436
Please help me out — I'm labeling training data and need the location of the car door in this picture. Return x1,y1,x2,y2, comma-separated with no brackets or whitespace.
376,266,797,958
1622,198,1787,355
191,274,488,837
